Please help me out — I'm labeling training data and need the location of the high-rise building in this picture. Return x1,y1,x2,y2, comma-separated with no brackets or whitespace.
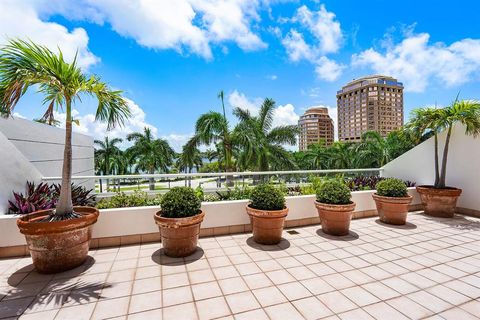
336,75,404,142
298,107,334,151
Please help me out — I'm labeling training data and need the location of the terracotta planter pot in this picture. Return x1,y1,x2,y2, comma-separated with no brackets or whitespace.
373,194,413,225
416,186,462,218
314,201,355,236
154,211,205,257
246,205,288,245
17,206,99,274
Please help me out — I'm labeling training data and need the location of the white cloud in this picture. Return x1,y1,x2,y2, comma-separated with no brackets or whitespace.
33,0,267,59
161,133,193,152
272,104,299,128
282,29,315,62
267,74,278,80
315,56,345,81
352,32,480,92
0,0,98,69
295,5,342,54
54,98,158,148
280,4,344,81
228,90,261,114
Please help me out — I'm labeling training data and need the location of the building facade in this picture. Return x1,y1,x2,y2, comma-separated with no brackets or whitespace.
298,107,335,151
336,75,404,142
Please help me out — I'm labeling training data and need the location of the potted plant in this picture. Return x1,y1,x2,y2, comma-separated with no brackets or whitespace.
373,178,413,225
315,180,355,236
154,187,204,257
408,99,480,217
0,39,130,273
246,184,288,245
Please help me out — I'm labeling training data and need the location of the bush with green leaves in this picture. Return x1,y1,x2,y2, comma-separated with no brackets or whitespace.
376,178,408,197
96,191,162,209
316,180,352,205
249,184,286,211
160,187,201,218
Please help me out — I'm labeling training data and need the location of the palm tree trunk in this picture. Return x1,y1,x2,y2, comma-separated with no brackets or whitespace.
225,145,234,187
149,168,155,191
438,126,452,188
188,167,192,187
56,101,74,216
433,133,440,187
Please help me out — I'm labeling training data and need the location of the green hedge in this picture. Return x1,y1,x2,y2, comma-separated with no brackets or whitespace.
316,180,351,205
376,178,408,197
249,183,285,210
160,187,201,218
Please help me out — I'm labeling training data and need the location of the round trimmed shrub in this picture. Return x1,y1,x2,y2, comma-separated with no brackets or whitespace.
160,187,201,218
249,184,286,211
376,178,408,197
316,180,351,205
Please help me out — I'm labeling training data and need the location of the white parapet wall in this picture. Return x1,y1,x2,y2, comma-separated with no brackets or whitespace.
0,117,94,214
382,124,480,213
0,188,420,249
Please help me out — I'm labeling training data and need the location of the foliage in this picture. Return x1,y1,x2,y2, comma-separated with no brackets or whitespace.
376,178,409,197
316,180,352,205
0,39,130,217
249,184,286,211
194,186,205,201
160,187,201,218
96,191,162,209
407,99,480,188
8,182,56,214
9,182,96,214
300,176,324,195
52,183,96,207
199,161,220,173
215,186,252,201
233,98,298,171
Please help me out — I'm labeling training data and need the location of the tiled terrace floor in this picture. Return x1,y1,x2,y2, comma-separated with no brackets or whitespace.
1,212,480,320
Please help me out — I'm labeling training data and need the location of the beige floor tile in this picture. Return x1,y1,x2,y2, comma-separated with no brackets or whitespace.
264,302,304,320
323,273,356,289
127,308,162,320
233,308,269,320
234,262,261,276
225,291,260,314
440,307,478,320
363,302,409,320
162,302,197,320
300,277,334,295
129,291,162,314
191,281,222,301
54,303,96,320
386,296,433,319
218,277,249,295
338,308,375,320
162,273,189,289
265,269,295,285
340,286,379,307
91,296,130,320
162,285,193,307
196,296,231,320
188,269,216,284
292,296,332,320
361,282,401,300
132,277,162,294
407,291,452,313
427,284,471,305
242,273,273,290
252,286,287,307
278,282,312,301
213,266,240,280
317,291,357,314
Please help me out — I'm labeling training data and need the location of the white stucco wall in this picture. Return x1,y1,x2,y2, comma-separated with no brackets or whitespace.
0,117,94,214
382,124,480,211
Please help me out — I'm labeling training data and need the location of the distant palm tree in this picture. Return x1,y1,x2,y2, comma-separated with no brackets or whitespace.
328,142,356,169
94,137,123,191
0,39,130,219
188,91,236,185
127,127,175,190
177,142,203,187
303,141,330,169
234,98,298,171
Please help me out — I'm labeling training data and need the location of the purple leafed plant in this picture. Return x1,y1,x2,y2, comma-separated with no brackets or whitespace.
8,182,96,215
345,175,415,191
8,182,56,214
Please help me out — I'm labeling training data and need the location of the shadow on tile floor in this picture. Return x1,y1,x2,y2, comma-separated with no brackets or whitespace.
151,247,205,266
374,219,418,230
315,229,360,241
245,237,291,251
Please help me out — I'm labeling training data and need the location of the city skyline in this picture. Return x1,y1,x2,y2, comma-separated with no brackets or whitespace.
1,0,479,151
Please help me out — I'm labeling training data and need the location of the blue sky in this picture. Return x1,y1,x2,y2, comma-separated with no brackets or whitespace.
1,0,480,150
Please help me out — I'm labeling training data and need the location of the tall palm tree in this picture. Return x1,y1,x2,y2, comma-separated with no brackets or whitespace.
328,141,356,169
127,127,175,190
234,98,298,171
177,142,203,187
94,137,123,191
188,91,236,185
303,141,330,169
0,39,130,219
355,131,391,168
